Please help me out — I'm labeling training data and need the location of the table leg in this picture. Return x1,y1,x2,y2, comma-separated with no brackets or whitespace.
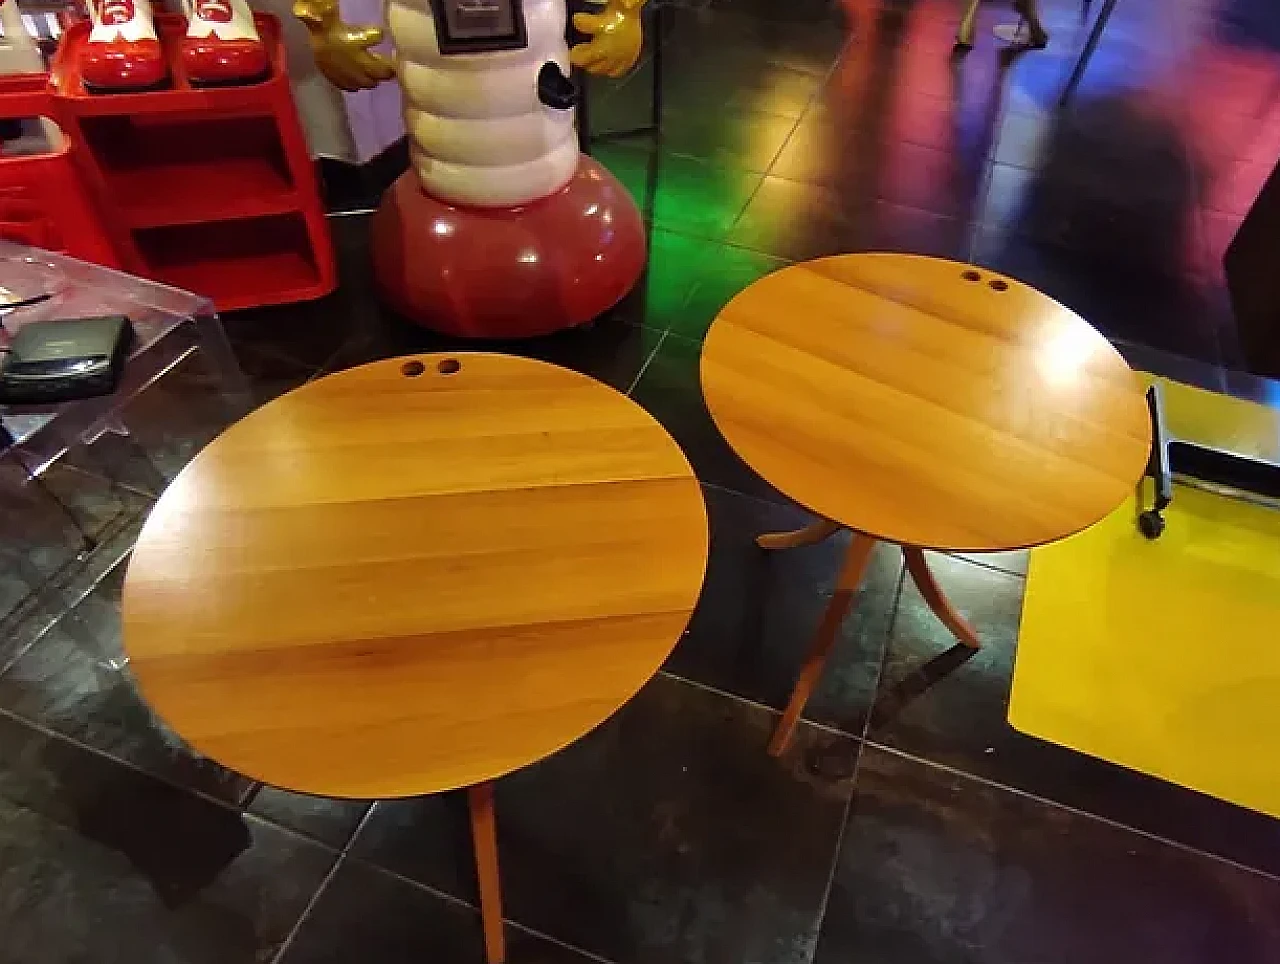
755,518,841,550
468,783,506,964
769,532,878,757
902,547,981,649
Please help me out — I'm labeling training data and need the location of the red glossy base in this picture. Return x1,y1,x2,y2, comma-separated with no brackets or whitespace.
371,156,646,338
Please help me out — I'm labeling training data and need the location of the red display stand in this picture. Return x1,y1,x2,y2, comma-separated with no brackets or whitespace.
0,72,118,266
0,12,335,312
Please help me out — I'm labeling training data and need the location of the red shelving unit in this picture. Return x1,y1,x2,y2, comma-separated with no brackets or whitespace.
0,72,118,266
45,12,335,311
77,113,300,229
135,213,322,307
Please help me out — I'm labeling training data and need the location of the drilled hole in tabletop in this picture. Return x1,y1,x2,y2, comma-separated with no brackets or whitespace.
437,358,461,375
402,360,425,377
962,269,982,282
989,278,1009,291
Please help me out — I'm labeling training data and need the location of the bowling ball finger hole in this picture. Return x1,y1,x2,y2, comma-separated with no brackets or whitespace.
989,278,1009,291
437,358,461,375
402,360,426,377
962,270,982,282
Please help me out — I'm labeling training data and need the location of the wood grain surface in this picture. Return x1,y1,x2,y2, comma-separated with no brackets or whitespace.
701,254,1151,551
122,354,709,799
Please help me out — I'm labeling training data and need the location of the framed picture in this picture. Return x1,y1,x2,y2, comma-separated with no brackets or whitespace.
429,0,527,54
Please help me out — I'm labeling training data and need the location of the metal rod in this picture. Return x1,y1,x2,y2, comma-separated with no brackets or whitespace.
1061,0,1119,104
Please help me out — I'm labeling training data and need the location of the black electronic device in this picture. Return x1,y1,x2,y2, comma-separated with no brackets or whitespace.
0,314,134,404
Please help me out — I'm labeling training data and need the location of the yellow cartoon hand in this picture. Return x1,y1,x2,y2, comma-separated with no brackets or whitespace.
569,0,647,79
294,0,395,91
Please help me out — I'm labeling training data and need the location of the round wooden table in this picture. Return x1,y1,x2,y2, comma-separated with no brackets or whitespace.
122,353,708,964
700,254,1151,754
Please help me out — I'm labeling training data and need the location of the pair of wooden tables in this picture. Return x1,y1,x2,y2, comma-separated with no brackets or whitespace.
121,255,1151,963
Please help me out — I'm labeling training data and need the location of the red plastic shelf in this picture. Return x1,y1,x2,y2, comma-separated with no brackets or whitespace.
135,213,322,311
0,72,119,265
36,12,336,311
78,112,299,228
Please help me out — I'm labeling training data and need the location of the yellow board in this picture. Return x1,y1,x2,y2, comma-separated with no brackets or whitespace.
1011,376,1280,818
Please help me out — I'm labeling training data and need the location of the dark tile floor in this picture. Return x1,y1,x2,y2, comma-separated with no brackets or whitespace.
584,0,1280,369
5,0,1280,961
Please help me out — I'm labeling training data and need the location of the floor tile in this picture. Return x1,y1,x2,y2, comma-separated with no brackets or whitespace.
1000,46,1075,117
248,787,372,852
868,200,974,260
0,558,253,805
814,745,1280,964
222,213,389,370
327,308,665,395
728,175,970,263
877,138,987,219
21,450,151,543
593,141,765,240
671,243,790,340
224,301,354,374
1199,207,1242,283
991,108,1055,168
1202,156,1273,218
278,858,596,964
16,338,305,509
947,548,1030,578
628,331,785,503
978,160,1044,242
664,3,848,77
727,173,871,262
866,552,1280,878
657,45,825,120
109,344,315,490
867,551,1024,744
652,106,800,173
971,225,1227,364
586,96,656,145
518,320,667,393
1016,94,1200,273
767,117,875,190
0,515,141,688
706,0,847,27
667,485,901,736
606,228,737,335
0,459,137,637
0,712,335,964
353,673,858,964
771,117,987,219
818,0,970,104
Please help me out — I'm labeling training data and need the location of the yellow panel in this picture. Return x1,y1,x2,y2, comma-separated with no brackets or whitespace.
1011,377,1280,818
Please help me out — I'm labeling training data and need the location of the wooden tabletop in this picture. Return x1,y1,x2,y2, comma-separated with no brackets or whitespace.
701,254,1152,552
122,354,708,799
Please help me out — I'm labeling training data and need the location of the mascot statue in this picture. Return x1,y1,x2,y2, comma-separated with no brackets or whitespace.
296,0,649,336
